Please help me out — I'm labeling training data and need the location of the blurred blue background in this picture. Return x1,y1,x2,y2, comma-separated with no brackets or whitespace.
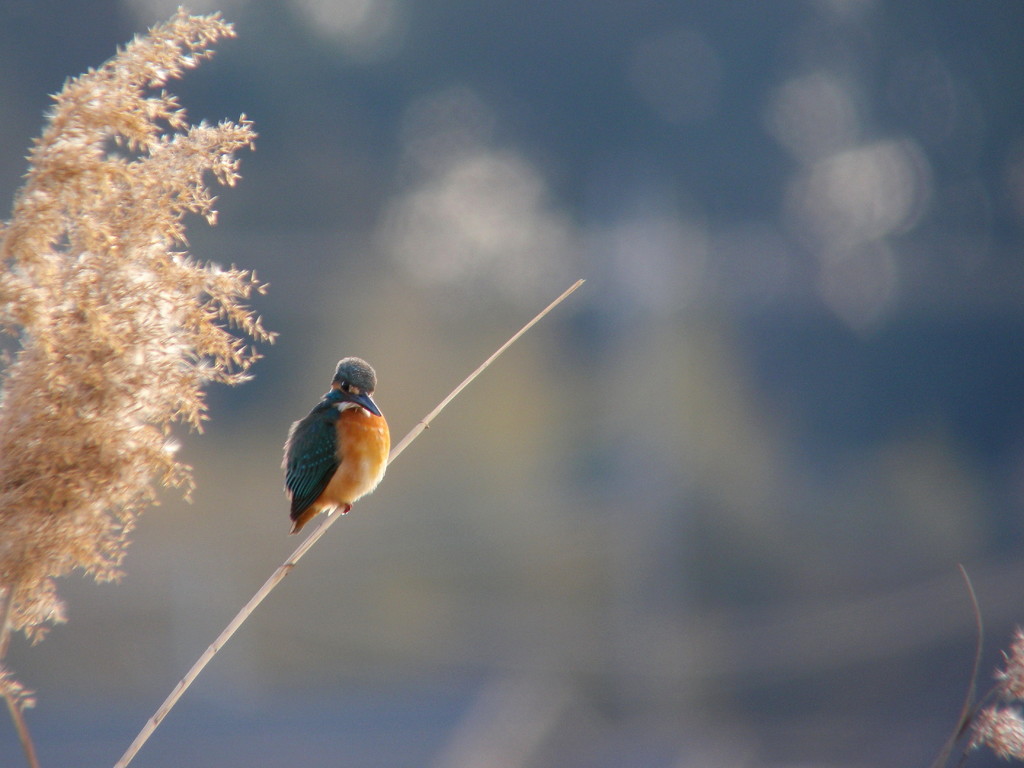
3,0,1024,766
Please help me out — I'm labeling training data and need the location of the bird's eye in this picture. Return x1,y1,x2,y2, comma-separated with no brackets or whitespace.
340,381,351,393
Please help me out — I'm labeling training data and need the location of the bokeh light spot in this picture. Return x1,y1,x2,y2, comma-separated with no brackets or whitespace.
290,0,405,61
787,138,932,249
764,71,861,162
381,148,576,301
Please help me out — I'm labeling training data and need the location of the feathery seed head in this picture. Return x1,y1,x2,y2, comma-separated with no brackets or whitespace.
0,10,269,646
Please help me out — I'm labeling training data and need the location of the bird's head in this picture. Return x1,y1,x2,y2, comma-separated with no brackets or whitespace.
329,357,382,417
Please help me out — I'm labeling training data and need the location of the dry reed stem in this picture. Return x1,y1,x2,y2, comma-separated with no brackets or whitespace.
5,694,40,768
929,565,983,768
113,279,584,768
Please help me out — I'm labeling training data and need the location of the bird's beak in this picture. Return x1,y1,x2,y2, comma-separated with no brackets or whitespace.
348,390,382,417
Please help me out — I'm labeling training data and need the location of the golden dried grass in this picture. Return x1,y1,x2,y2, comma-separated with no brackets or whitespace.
0,9,268,710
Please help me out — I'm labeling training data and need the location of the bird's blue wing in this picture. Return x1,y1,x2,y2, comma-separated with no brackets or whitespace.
284,403,339,519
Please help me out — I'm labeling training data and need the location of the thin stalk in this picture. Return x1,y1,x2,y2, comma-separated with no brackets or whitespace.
0,586,12,661
5,695,40,768
928,564,983,768
113,278,584,768
389,279,585,462
1,583,41,768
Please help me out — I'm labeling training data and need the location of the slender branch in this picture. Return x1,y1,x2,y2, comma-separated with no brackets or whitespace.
0,583,41,768
5,695,40,768
0,585,12,661
928,564,983,768
389,279,585,462
955,565,984,737
113,279,584,768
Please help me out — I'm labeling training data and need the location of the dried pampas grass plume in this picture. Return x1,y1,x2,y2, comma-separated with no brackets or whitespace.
967,628,1024,761
971,705,1024,760
0,5,268,698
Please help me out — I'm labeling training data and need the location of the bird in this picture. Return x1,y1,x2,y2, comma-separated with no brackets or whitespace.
283,357,390,534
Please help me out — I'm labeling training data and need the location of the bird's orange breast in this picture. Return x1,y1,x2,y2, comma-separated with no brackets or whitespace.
321,407,390,507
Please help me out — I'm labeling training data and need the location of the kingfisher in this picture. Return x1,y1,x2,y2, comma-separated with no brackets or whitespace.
283,357,390,534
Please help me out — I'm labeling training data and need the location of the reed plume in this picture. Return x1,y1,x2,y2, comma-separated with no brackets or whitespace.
0,7,267,721
969,628,1024,760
